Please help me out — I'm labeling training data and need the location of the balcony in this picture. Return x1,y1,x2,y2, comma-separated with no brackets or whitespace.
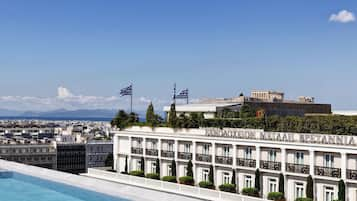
215,156,233,165
260,160,281,171
145,149,158,156
314,166,341,178
196,154,212,162
178,152,192,160
286,163,310,174
237,158,256,168
161,150,174,158
131,147,143,155
347,169,357,180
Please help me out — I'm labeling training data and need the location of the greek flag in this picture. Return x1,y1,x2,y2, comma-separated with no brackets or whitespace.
176,89,188,99
120,85,132,96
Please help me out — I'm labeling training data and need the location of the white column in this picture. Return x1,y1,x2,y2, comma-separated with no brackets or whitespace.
174,140,178,161
158,138,162,158
212,143,216,165
341,152,347,180
129,136,132,171
309,149,315,176
143,138,146,157
256,146,261,169
233,144,237,167
113,135,118,171
281,148,286,173
192,141,197,184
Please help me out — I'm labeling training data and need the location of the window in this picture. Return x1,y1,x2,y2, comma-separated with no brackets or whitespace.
244,175,252,188
151,162,156,173
137,160,142,171
184,166,188,176
295,182,304,199
150,141,157,149
324,186,335,201
203,144,210,155
223,146,230,157
245,147,252,159
324,154,334,168
202,169,209,182
184,144,191,153
222,172,230,184
268,179,277,193
295,152,304,165
167,143,173,151
268,149,277,162
167,165,172,176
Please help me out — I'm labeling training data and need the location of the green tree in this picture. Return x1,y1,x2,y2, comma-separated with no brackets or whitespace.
140,156,145,172
209,165,214,185
168,104,177,128
187,160,193,177
231,169,236,185
306,175,314,200
240,105,256,118
171,160,177,177
338,179,345,201
104,153,114,169
111,110,139,130
156,158,160,177
255,169,261,192
279,173,285,196
146,102,155,126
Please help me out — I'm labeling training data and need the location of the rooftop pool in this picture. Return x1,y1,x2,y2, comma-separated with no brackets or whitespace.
0,171,130,201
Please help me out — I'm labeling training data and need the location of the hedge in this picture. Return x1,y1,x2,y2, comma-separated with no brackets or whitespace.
267,192,284,201
295,198,313,201
242,187,259,197
179,176,194,185
162,176,177,183
129,170,144,177
218,184,236,193
199,181,215,189
145,173,160,180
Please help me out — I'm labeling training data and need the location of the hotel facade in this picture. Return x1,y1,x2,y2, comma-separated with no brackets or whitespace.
113,127,357,201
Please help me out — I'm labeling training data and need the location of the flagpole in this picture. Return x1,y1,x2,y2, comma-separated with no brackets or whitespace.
130,84,133,113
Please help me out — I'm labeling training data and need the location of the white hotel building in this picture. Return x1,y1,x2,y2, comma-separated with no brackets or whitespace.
113,127,357,201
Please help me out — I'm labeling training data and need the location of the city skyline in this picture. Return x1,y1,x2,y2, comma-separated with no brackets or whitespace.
0,1,356,111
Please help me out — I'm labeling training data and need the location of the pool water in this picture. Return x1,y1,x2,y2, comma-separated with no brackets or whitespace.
0,172,130,201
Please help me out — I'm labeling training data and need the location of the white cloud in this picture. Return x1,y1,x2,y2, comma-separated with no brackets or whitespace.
329,10,355,23
57,86,73,99
0,86,169,112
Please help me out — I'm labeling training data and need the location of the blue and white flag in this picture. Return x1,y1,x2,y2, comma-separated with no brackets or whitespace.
176,89,188,99
120,85,132,96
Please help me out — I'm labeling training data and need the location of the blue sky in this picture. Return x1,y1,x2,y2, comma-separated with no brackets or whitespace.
0,1,356,111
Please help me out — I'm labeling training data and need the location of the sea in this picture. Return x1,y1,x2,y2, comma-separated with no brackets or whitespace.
0,116,113,122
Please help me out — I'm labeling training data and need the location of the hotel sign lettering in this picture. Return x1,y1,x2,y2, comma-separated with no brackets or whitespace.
204,128,357,146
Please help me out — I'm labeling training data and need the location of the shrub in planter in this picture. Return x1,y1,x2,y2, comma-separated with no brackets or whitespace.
129,170,144,177
199,181,215,189
219,183,236,193
295,198,313,201
268,192,285,201
242,187,259,197
162,176,177,183
146,173,160,180
179,176,194,185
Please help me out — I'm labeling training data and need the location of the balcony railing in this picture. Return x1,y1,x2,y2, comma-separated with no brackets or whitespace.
286,163,310,174
314,166,341,178
131,147,143,155
237,158,256,168
347,169,357,180
178,152,192,160
145,149,158,156
215,156,233,165
196,154,212,162
260,160,281,171
161,150,174,158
